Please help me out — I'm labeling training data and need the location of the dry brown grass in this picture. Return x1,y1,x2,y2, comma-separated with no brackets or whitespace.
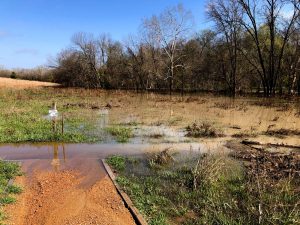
0,77,59,89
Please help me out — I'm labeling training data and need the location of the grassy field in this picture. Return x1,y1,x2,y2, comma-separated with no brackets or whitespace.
0,86,299,145
0,88,103,143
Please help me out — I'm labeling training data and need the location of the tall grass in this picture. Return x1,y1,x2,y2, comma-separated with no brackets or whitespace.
108,153,300,225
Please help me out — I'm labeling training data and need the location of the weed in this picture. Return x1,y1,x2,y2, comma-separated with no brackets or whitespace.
148,149,174,168
7,185,22,194
106,155,126,172
106,126,133,143
0,161,22,180
185,122,223,138
0,196,15,205
111,154,300,225
0,160,22,223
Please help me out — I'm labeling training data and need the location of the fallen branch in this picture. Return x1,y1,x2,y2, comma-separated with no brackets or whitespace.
241,140,300,150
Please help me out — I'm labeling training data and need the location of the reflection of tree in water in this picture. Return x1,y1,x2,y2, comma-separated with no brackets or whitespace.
51,144,66,171
99,109,109,129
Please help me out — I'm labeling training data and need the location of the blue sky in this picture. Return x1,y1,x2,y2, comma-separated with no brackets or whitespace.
0,0,208,69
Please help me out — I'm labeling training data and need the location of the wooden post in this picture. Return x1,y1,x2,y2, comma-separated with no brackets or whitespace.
52,101,57,110
52,118,57,133
51,101,57,133
61,113,64,135
62,144,66,162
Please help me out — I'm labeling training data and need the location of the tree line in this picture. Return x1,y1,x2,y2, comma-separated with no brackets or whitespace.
2,1,300,96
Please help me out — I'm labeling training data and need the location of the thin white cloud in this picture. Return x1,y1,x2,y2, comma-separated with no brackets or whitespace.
0,31,10,38
14,48,39,56
0,30,24,39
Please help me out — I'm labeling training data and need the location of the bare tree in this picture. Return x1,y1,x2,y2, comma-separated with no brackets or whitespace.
143,4,194,94
237,0,300,96
208,0,243,96
97,33,111,68
124,35,149,90
72,32,100,88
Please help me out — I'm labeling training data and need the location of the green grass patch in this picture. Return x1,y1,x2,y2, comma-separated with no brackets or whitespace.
0,160,23,223
0,88,103,143
6,185,22,194
106,155,126,172
105,126,133,143
0,196,16,205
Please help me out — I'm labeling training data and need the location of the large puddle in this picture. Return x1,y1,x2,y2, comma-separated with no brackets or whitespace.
0,142,228,187
1,90,300,188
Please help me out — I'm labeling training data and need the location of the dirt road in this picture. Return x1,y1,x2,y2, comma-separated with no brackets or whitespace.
5,163,136,225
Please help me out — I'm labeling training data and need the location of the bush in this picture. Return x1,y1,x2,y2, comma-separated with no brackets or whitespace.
185,122,223,138
10,72,17,79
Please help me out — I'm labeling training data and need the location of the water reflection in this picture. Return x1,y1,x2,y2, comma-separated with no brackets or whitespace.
50,143,66,171
98,109,109,128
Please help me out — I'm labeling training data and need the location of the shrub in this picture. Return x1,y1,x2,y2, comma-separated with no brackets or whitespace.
185,122,223,138
10,72,17,79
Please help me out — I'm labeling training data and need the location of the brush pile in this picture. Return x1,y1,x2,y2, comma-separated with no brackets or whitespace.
149,149,174,166
186,122,224,138
232,148,300,180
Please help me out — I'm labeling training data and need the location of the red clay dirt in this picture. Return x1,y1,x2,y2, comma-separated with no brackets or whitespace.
5,169,136,225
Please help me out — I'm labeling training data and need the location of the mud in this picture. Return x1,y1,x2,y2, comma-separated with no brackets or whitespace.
5,170,135,225
101,91,300,146
1,142,228,224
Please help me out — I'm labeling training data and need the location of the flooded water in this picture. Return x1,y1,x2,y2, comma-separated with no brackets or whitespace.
0,141,228,187
1,89,300,186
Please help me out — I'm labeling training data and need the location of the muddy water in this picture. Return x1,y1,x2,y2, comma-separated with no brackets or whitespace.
1,92,299,183
0,142,228,187
103,92,300,146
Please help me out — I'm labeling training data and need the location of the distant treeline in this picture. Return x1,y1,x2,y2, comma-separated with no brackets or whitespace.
2,1,300,96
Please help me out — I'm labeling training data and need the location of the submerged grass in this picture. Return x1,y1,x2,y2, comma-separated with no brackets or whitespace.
0,88,102,143
108,153,300,225
105,126,133,143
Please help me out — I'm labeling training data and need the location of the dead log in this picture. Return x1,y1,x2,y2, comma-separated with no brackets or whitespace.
241,140,300,149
